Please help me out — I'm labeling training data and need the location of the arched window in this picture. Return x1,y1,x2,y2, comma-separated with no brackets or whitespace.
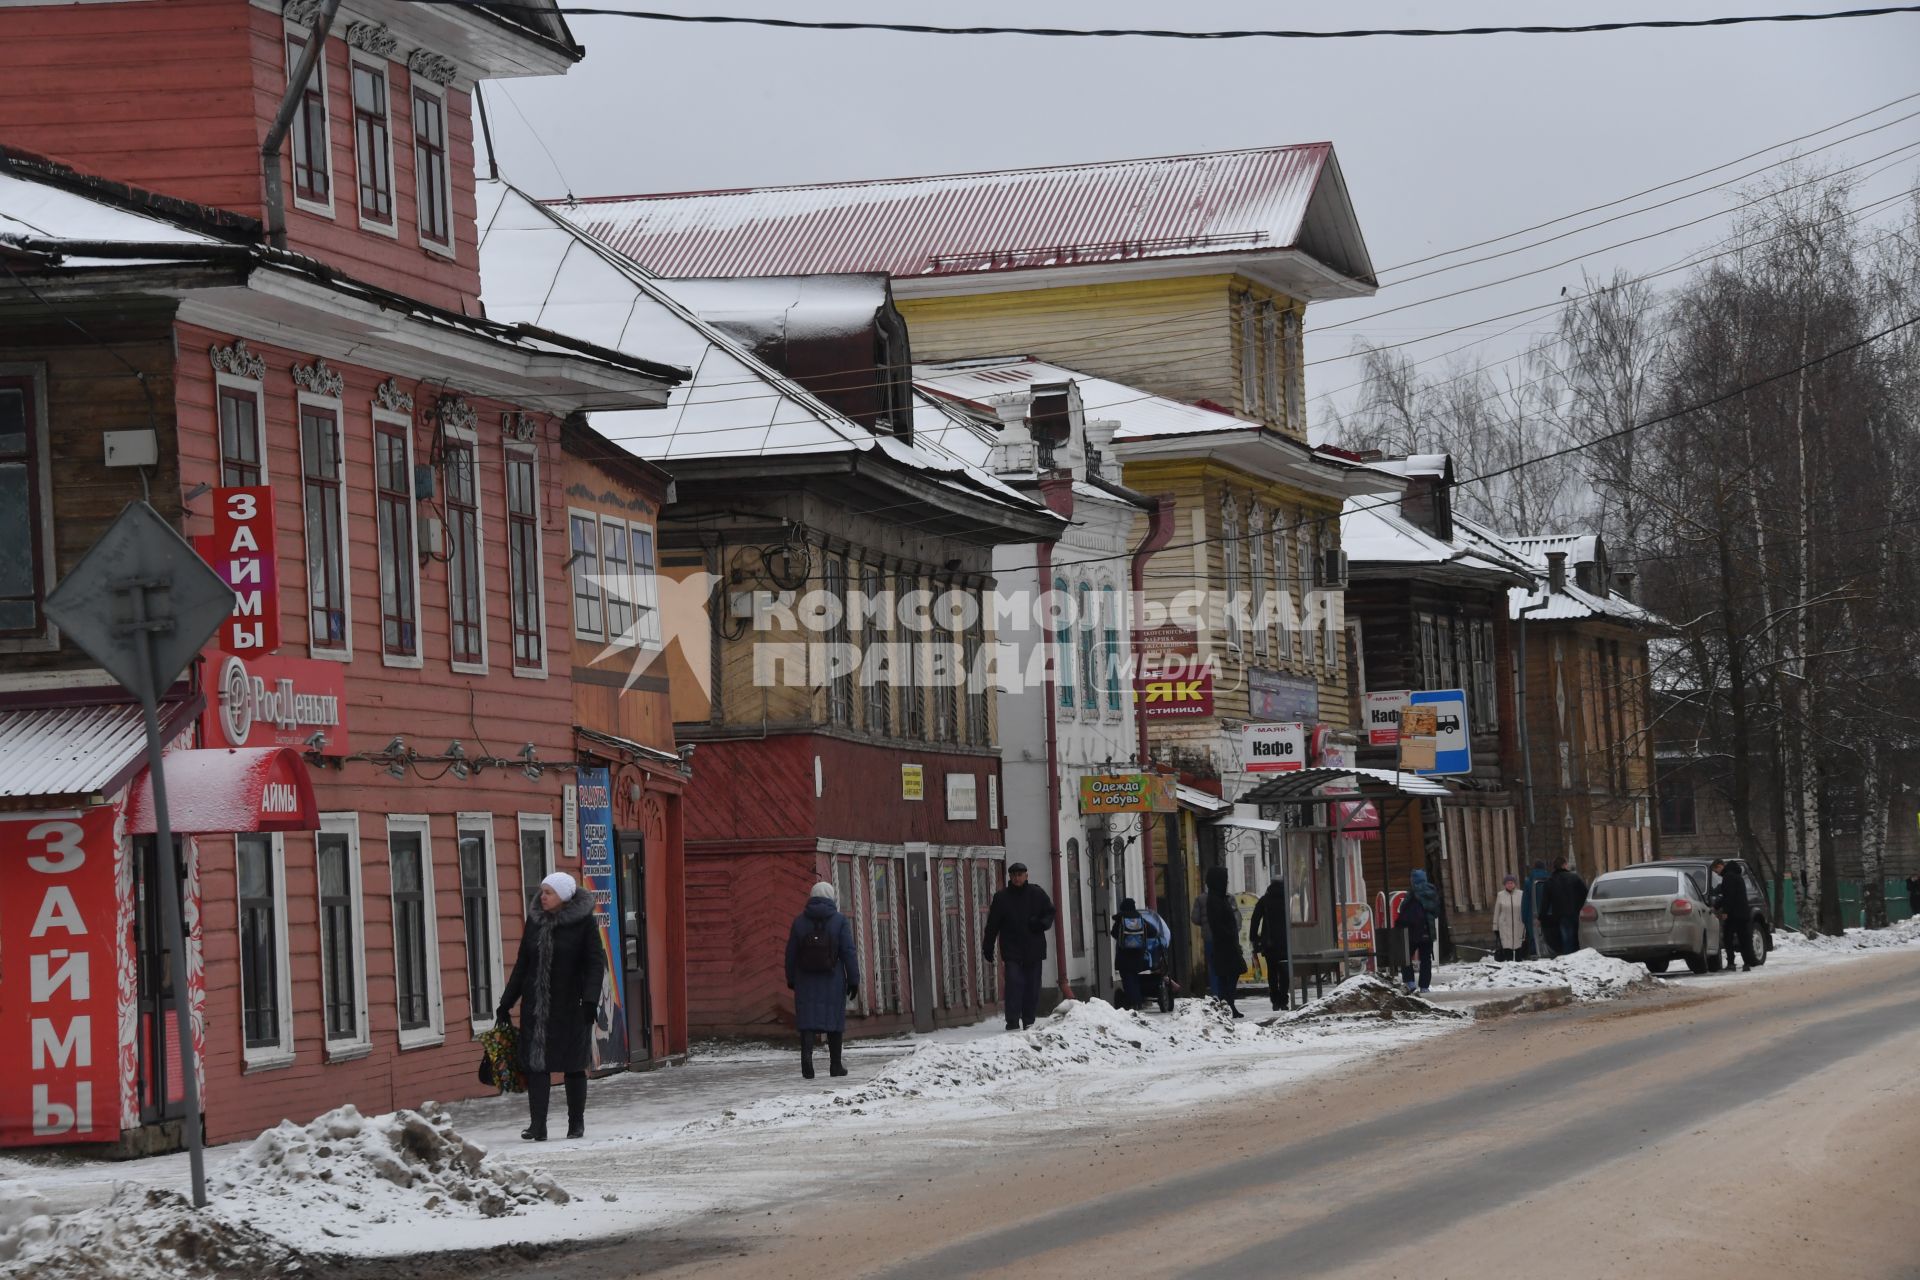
1077,581,1096,713
1102,583,1121,713
1055,574,1074,709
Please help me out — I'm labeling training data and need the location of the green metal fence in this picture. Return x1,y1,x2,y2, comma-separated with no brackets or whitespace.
1765,878,1916,930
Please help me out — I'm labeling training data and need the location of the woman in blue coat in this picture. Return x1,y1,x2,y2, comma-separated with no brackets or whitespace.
784,880,861,1079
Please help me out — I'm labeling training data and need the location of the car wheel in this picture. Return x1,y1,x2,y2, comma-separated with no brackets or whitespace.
1750,927,1769,967
1645,958,1670,974
1684,947,1707,975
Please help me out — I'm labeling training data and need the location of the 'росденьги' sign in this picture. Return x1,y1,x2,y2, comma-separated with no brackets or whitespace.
204,654,349,754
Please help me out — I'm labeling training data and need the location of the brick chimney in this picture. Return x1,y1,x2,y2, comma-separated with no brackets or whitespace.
1546,551,1568,594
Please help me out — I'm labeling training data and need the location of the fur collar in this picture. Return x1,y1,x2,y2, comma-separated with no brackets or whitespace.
528,888,597,927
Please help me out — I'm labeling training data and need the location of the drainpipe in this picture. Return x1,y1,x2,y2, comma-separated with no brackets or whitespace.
1120,488,1177,911
262,0,343,251
1036,474,1076,1001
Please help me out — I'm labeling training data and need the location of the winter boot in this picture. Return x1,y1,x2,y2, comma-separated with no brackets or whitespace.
828,1032,847,1078
800,1032,816,1080
520,1125,546,1142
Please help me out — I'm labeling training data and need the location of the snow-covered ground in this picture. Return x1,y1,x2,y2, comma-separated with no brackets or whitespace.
1431,948,1655,1001
5,924,1916,1276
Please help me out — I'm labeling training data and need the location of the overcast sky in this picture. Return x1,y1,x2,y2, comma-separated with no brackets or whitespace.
481,2,1919,428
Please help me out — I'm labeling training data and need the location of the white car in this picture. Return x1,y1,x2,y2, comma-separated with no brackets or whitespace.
1577,867,1723,974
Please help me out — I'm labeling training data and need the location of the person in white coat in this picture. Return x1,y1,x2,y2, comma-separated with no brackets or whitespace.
1492,873,1526,962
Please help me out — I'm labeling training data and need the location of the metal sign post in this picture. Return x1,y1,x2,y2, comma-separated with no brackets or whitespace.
45,503,236,1210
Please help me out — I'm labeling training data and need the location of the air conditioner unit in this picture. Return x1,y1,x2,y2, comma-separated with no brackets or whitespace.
1318,548,1349,589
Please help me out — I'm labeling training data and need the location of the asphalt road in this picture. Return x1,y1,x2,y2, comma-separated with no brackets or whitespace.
467,949,1920,1280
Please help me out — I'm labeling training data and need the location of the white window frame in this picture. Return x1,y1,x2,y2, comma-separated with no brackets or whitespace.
386,814,444,1050
409,77,455,258
455,812,506,1038
237,832,296,1072
1249,503,1268,658
516,811,554,911
214,370,269,487
503,443,549,679
283,21,335,219
296,388,352,661
1272,509,1293,662
348,49,399,238
371,407,423,669
316,812,372,1061
598,512,636,649
568,506,604,641
443,422,489,675
0,361,57,653
629,518,662,650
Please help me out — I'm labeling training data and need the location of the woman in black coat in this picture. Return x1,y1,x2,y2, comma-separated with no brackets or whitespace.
498,870,606,1141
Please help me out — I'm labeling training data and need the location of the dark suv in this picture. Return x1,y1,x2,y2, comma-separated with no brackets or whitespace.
1628,858,1774,968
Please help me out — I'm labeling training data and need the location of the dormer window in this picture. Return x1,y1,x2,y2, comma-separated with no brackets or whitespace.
351,59,396,231
412,85,453,254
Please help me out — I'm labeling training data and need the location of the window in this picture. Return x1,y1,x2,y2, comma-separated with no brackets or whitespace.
863,565,891,735
1272,511,1293,660
1281,311,1304,430
897,573,926,737
517,813,553,911
317,815,369,1055
967,600,991,741
1239,293,1259,413
971,862,994,1004
1243,853,1257,894
870,858,902,1014
1222,496,1243,648
1261,302,1280,420
937,860,966,1008
504,449,544,672
237,834,293,1067
1469,618,1498,728
826,556,852,726
300,402,349,655
1068,838,1085,957
457,816,502,1032
1077,583,1096,718
374,416,419,661
833,858,864,1015
1102,584,1121,713
0,367,53,642
630,522,660,646
1417,612,1439,688
286,33,331,209
569,512,602,638
351,59,394,227
1054,574,1074,710
1249,505,1268,657
218,383,264,486
412,86,452,251
602,517,633,641
388,818,442,1046
445,439,484,669
936,584,960,743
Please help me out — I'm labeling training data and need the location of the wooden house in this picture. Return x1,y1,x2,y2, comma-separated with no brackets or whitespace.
0,0,684,1150
476,185,1064,1037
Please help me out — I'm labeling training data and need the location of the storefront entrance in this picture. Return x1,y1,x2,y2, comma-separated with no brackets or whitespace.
132,836,189,1126
614,831,652,1062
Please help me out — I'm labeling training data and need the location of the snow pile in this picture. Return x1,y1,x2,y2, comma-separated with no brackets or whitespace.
1774,916,1920,955
210,1104,568,1233
0,1184,303,1280
689,998,1333,1132
1284,973,1466,1022
1435,949,1652,1002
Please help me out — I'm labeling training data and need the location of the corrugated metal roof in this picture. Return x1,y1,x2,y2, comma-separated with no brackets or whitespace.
560,144,1369,284
0,698,198,802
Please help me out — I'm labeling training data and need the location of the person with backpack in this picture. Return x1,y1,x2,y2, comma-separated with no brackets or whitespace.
784,879,861,1079
1109,897,1154,1009
982,861,1055,1031
1247,873,1292,1011
1396,872,1437,994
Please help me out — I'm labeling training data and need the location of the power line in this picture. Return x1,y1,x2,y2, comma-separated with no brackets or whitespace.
401,2,1920,40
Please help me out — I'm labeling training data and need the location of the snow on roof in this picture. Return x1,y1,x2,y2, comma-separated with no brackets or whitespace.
660,274,890,347
0,168,219,250
1507,533,1602,569
1507,581,1663,627
915,355,1242,442
1342,491,1531,577
0,697,198,801
1362,453,1450,479
476,181,1042,511
555,143,1374,292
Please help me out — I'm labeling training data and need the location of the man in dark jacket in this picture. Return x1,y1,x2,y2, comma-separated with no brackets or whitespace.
785,880,860,1079
1523,861,1551,957
1710,859,1756,972
499,871,605,1142
1541,859,1589,957
983,862,1055,1030
1247,874,1291,1011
